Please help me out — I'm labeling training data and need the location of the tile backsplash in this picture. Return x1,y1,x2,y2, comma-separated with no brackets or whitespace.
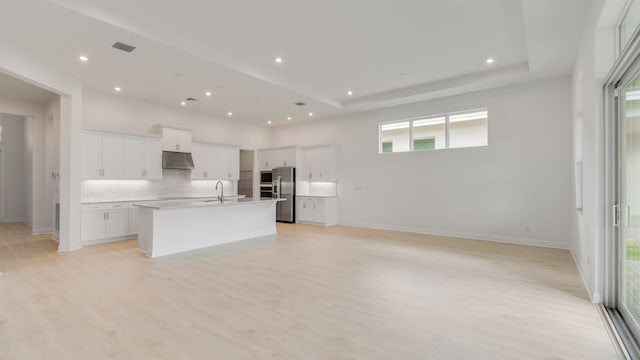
81,169,236,203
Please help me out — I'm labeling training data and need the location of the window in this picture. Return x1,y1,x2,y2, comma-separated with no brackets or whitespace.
379,109,488,153
382,141,393,153
620,0,640,53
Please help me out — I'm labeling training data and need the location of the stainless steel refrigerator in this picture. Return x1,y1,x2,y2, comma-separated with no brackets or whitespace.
272,167,295,223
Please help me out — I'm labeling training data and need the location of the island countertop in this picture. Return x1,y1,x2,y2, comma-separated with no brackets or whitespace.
133,198,282,210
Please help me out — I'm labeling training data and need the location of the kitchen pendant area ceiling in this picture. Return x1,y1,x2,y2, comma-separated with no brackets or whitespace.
0,0,590,125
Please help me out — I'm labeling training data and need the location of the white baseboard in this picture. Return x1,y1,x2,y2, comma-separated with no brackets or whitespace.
32,227,53,235
340,221,570,250
570,248,600,303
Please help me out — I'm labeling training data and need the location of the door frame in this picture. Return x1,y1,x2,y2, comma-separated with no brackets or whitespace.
603,19,640,358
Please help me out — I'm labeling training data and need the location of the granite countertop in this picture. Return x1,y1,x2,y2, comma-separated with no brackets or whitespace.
133,197,281,210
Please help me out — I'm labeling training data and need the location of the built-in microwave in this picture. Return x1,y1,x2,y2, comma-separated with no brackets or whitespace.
260,170,272,185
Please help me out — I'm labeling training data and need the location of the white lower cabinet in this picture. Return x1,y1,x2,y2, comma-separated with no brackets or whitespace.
296,196,337,226
81,202,138,244
128,206,139,235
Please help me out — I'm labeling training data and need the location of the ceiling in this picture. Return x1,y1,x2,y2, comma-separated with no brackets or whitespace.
0,72,57,103
0,0,590,126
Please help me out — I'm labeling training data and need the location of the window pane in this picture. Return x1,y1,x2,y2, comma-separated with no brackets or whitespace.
449,111,488,148
413,116,445,150
380,121,410,153
382,141,393,153
622,1,640,52
413,138,435,150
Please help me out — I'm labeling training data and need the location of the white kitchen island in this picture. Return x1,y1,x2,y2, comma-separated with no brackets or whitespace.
134,198,279,258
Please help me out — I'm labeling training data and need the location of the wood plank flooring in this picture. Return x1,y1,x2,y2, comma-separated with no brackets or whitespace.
0,222,619,359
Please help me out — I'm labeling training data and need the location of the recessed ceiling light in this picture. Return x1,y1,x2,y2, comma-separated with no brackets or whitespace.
205,91,212,96
486,57,495,64
347,91,353,96
78,55,89,62
268,120,272,124
275,57,283,63
287,116,292,120
180,101,186,106
227,112,233,116
308,112,313,117
114,86,121,92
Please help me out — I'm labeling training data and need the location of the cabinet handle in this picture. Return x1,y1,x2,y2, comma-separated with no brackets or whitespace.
107,212,110,220
142,170,146,177
228,172,231,178
284,161,287,166
204,171,208,178
303,203,306,209
103,212,107,220
266,161,269,167
308,173,312,179
176,144,180,151
319,172,322,179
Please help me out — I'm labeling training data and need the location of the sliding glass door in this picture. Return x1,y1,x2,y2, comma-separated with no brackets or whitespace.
618,69,640,340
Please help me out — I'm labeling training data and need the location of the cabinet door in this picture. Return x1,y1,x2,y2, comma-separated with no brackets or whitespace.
315,149,331,181
145,137,163,179
314,199,325,223
162,128,179,151
258,150,271,170
302,149,318,181
81,131,102,179
296,198,305,222
81,211,106,241
128,208,138,235
282,148,296,167
101,133,125,179
177,130,192,153
124,135,146,179
205,146,221,179
225,148,239,180
191,144,207,179
105,209,129,238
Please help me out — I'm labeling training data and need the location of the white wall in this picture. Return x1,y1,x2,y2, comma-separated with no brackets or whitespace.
0,114,26,222
23,116,33,225
570,0,622,303
272,77,574,249
82,89,271,150
0,97,49,232
45,97,60,238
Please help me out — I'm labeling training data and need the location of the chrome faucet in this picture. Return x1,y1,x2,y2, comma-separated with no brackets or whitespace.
215,180,224,203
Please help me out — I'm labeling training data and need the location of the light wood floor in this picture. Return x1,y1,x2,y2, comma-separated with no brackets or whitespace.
0,222,619,359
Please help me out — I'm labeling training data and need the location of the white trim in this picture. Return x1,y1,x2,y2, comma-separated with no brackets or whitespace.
31,227,53,235
571,248,601,303
81,235,137,247
340,221,570,250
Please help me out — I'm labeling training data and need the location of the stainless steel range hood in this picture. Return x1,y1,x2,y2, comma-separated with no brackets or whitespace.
162,151,195,170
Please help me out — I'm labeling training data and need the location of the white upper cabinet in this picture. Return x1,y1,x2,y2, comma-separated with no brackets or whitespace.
144,137,163,179
82,130,162,180
124,135,163,179
162,128,192,153
124,136,145,179
81,131,125,180
301,145,336,182
81,131,103,179
191,143,239,180
257,147,298,170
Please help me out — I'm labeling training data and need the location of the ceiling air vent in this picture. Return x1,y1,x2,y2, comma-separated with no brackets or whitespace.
112,41,136,53
294,102,306,106
185,97,199,102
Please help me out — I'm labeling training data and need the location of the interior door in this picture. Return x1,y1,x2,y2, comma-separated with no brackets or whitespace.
618,70,640,339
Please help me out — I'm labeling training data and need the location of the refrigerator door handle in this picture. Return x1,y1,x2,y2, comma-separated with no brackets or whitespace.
276,176,282,199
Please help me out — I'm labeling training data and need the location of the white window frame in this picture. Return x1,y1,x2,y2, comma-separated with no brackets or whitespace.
379,108,488,154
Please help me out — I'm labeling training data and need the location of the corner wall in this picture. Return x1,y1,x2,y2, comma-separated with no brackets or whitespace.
272,76,574,249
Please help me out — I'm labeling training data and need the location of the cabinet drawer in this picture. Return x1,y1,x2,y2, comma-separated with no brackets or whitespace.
81,203,106,211
105,202,128,210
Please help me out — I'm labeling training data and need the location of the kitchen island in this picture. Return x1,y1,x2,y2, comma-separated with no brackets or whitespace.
134,198,279,258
